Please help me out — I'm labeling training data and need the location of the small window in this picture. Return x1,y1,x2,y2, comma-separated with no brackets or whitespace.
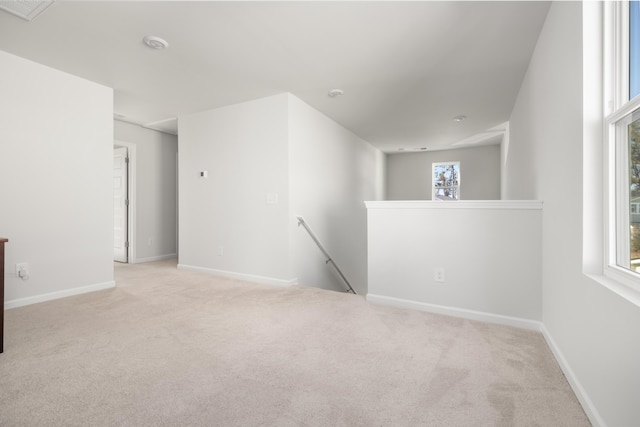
432,161,460,200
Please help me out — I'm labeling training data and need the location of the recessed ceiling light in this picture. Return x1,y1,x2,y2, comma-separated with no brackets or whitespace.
453,115,467,122
143,35,169,50
328,89,344,98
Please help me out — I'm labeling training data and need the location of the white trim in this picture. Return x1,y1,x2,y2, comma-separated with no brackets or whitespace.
587,271,640,308
613,112,632,268
177,264,298,287
603,77,640,301
600,0,640,307
605,92,640,124
615,1,630,110
5,281,115,309
114,140,136,264
366,294,542,331
365,200,543,210
603,1,629,114
540,325,607,427
582,0,605,277
134,253,177,264
604,110,617,270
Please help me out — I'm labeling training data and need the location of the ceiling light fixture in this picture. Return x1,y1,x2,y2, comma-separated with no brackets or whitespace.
328,89,344,98
143,35,169,50
453,115,467,122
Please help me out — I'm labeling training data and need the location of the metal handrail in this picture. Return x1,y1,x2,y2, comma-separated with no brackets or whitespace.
296,216,357,295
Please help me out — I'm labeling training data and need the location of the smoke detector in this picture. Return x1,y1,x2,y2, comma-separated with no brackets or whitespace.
328,89,344,98
143,36,169,50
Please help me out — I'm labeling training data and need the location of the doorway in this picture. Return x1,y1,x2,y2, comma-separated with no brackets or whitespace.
113,146,128,262
113,141,136,263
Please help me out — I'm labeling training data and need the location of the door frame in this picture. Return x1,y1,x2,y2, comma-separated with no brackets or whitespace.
114,140,137,264
113,146,128,263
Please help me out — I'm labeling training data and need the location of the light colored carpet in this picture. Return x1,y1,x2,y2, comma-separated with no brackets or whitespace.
0,259,590,426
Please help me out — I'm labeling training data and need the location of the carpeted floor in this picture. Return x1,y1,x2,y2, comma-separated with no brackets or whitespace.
0,259,590,426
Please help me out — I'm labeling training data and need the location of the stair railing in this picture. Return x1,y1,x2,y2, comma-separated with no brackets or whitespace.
296,216,357,295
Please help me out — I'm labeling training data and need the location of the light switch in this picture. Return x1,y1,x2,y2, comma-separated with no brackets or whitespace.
266,193,278,205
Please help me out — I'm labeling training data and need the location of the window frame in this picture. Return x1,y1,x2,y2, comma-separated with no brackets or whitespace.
432,161,461,201
603,0,640,294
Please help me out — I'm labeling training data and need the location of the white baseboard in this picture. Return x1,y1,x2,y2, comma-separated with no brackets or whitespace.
133,253,177,264
366,294,543,331
177,264,298,288
5,280,116,309
540,325,606,427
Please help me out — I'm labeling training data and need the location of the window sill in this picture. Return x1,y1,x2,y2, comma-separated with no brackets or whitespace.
585,270,640,308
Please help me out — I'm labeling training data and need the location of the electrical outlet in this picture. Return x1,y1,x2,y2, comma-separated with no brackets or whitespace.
218,246,224,256
15,262,29,280
265,193,279,205
434,268,445,282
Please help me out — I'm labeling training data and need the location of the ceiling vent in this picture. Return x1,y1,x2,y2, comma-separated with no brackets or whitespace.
0,0,53,21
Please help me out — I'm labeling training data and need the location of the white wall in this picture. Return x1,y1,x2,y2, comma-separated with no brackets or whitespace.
0,50,114,307
289,94,385,294
387,145,501,200
366,201,542,325
507,3,640,425
178,94,293,285
178,93,385,292
114,121,178,262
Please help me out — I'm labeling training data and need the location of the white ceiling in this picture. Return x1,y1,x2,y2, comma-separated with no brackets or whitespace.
0,1,550,153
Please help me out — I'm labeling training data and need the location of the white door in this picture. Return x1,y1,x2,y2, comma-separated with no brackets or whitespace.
114,146,128,262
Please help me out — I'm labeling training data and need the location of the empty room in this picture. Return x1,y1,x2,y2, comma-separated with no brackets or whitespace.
0,1,638,426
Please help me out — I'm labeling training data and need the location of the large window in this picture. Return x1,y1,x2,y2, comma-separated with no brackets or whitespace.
612,109,640,272
605,1,640,289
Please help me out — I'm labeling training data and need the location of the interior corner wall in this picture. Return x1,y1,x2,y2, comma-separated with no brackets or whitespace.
507,3,640,426
0,50,114,304
178,94,292,283
288,94,385,295
114,121,178,262
386,145,501,201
